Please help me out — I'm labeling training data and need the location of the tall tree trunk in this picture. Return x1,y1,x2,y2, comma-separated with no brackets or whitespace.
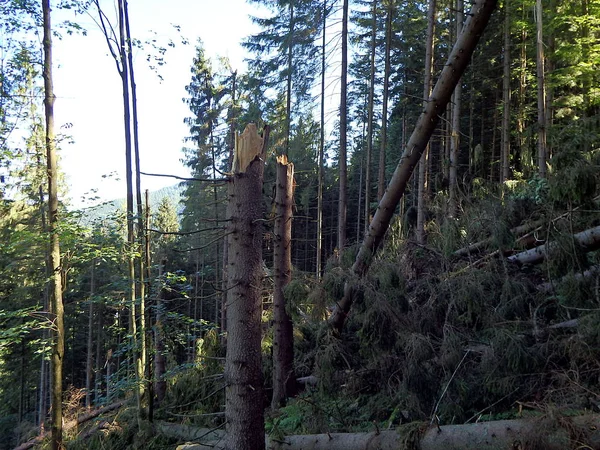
85,262,95,409
330,0,498,333
500,0,511,183
535,0,547,178
225,124,269,450
123,1,148,420
272,156,296,409
154,259,167,406
116,0,143,425
337,0,349,251
449,0,464,217
378,1,393,201
365,0,377,235
316,0,327,279
285,0,295,156
42,1,64,447
417,0,436,243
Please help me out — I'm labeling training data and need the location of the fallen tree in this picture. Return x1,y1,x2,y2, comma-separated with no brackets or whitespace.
329,0,498,333
14,402,124,450
508,225,600,265
173,414,600,450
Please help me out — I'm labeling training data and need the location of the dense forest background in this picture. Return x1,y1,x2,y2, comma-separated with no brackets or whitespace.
1,0,599,448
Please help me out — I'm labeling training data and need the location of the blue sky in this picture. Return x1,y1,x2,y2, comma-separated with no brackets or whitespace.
53,0,260,207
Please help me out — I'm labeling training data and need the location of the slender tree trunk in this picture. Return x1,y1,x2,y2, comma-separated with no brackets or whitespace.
417,0,436,243
154,259,167,405
449,0,464,217
378,1,393,201
365,0,377,234
500,0,511,183
316,0,326,279
285,1,295,156
330,0,498,333
535,0,547,178
123,1,148,420
42,1,64,447
225,124,269,450
337,0,349,251
85,262,96,409
272,156,296,409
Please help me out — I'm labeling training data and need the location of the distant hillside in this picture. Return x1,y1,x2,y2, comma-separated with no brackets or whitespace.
78,184,184,226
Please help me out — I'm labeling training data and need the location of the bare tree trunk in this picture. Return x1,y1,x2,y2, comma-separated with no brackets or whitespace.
154,259,167,406
316,0,326,279
337,0,349,251
500,0,511,183
535,0,547,178
449,0,464,217
272,156,297,409
42,2,64,447
378,1,393,201
85,262,96,409
417,0,436,243
225,124,269,450
364,0,377,235
330,0,498,333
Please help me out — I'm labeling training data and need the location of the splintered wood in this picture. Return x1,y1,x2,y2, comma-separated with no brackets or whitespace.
233,123,264,173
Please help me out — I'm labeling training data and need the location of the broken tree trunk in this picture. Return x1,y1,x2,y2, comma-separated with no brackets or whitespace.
329,0,498,333
538,265,600,292
224,123,269,450
272,155,297,409
174,414,600,450
508,225,600,265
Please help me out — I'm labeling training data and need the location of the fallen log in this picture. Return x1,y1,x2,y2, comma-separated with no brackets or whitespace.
538,265,600,292
508,225,600,265
13,401,124,450
173,414,600,450
454,195,600,258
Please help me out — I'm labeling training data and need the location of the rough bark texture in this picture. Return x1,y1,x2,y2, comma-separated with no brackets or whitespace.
271,156,296,409
508,225,600,265
42,2,64,448
173,415,600,450
364,0,377,236
329,0,498,333
224,123,269,450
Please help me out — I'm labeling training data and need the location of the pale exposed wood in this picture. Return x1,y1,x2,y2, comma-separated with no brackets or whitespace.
173,414,600,450
225,124,269,450
508,225,600,265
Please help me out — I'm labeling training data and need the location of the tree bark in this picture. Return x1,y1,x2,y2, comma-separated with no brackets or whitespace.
329,0,498,333
85,262,96,409
377,1,393,201
500,0,511,182
154,259,167,406
337,0,349,251
271,155,297,409
417,0,436,243
42,1,64,448
364,0,377,235
448,0,464,217
316,0,326,279
508,225,600,265
225,124,269,450
172,415,600,450
535,0,547,178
